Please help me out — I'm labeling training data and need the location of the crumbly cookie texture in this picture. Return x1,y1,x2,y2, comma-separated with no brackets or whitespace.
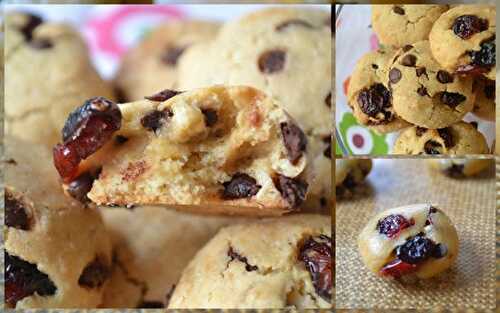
472,77,495,121
114,21,220,102
4,12,114,147
358,203,458,279
427,158,492,177
168,214,332,309
335,159,372,198
393,121,489,155
347,49,410,133
372,5,449,48
387,41,475,129
177,7,332,210
4,137,112,308
56,86,310,216
429,5,496,80
100,206,248,308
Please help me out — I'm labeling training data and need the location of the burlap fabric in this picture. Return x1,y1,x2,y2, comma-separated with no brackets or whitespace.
336,158,496,309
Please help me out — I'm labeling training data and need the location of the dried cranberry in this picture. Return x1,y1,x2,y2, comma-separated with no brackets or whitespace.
377,214,414,238
437,128,454,148
393,6,405,15
78,257,110,288
299,235,332,302
227,247,258,272
66,171,99,203
436,70,454,84
380,259,417,278
280,122,307,165
274,174,308,208
470,39,495,68
276,19,313,31
484,81,495,99
396,234,435,264
258,49,286,74
145,89,182,102
161,45,187,66
452,15,488,40
415,67,427,78
424,140,443,154
415,127,427,136
440,92,466,108
18,13,43,41
141,109,173,133
201,109,218,127
5,192,31,230
54,97,121,182
5,252,57,307
222,173,261,199
357,83,391,118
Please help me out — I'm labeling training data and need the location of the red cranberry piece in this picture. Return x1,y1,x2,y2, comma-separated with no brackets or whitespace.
5,191,31,230
5,252,57,307
299,235,332,302
380,259,417,278
470,39,495,67
376,214,414,238
145,89,182,102
452,15,488,40
357,83,392,119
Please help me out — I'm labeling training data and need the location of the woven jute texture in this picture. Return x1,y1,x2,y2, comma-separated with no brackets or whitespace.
336,158,496,309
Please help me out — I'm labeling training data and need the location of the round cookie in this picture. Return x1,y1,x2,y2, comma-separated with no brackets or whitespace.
372,5,449,48
168,214,332,308
358,203,459,279
335,159,372,197
5,12,115,147
388,41,475,129
4,137,113,308
177,7,332,137
347,49,410,133
393,121,489,155
472,77,495,121
114,20,220,102
100,206,248,308
429,5,496,80
428,158,492,177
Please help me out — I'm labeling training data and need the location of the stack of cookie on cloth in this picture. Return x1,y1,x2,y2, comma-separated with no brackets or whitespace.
347,4,495,154
3,6,332,309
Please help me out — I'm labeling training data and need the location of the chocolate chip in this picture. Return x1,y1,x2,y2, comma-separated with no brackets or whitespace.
401,54,417,67
424,140,443,154
323,140,331,159
432,243,448,258
445,164,465,178
436,70,454,84
258,49,286,74
402,45,413,52
78,257,110,288
371,63,379,69
437,128,454,148
416,67,427,78
274,174,308,208
417,85,429,97
140,109,173,133
389,68,402,84
5,158,17,165
30,38,53,49
201,109,218,127
161,45,187,66
227,247,258,272
66,171,97,203
115,135,129,145
145,89,182,102
276,19,314,31
280,122,307,165
222,173,261,199
393,6,405,15
415,127,427,136
19,13,43,41
325,92,331,108
440,92,466,108
5,191,31,230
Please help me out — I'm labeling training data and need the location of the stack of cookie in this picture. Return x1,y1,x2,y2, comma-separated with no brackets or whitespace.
347,4,495,155
3,7,332,309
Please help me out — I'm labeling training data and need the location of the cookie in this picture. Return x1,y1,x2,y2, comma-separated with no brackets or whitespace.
347,49,410,133
4,12,115,147
372,5,449,48
168,214,332,308
388,41,475,129
114,21,220,102
4,137,113,308
358,204,458,279
472,77,495,121
429,5,496,80
393,121,489,155
177,7,332,212
428,158,492,177
335,159,372,197
99,206,247,308
302,134,331,212
54,86,310,216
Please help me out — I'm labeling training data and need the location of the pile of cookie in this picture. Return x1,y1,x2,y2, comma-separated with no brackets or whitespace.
347,4,495,154
4,7,332,309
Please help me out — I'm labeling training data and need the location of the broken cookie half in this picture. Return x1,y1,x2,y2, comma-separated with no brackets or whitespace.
53,86,310,216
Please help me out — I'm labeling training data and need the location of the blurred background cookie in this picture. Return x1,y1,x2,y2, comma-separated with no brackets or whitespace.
335,159,372,198
427,158,492,177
